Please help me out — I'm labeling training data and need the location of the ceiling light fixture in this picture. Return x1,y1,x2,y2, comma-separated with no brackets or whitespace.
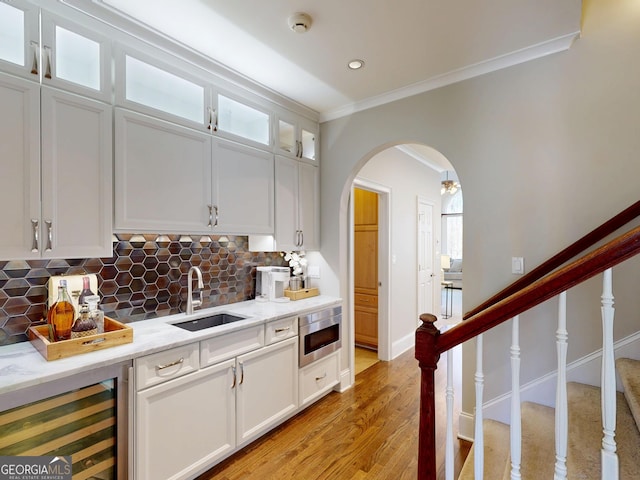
348,59,365,70
441,172,460,195
288,13,312,33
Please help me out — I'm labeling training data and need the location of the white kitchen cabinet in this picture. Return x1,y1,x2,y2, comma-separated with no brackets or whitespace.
0,73,112,261
115,108,275,235
135,356,236,480
114,108,213,233
276,113,318,164
299,350,340,407
236,336,298,446
0,2,111,102
212,137,274,234
274,155,319,251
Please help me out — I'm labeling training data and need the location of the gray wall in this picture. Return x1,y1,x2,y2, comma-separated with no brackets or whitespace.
318,0,640,415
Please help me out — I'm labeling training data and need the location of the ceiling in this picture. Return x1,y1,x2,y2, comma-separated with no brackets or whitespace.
99,0,582,121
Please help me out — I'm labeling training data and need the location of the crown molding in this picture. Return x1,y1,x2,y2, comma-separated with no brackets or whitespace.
319,31,580,123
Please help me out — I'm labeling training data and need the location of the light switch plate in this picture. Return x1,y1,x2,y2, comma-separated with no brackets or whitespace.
512,257,525,275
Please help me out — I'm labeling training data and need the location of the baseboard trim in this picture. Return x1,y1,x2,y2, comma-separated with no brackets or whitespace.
338,368,352,393
458,411,475,442
391,331,415,359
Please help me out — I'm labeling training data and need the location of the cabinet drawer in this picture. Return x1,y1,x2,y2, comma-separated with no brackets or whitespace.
299,350,339,406
135,343,199,391
265,316,297,345
201,325,264,368
355,293,378,307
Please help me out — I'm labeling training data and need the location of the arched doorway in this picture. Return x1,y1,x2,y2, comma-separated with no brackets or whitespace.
345,142,460,383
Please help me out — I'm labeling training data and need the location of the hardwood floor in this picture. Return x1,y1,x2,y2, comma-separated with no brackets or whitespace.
197,347,471,480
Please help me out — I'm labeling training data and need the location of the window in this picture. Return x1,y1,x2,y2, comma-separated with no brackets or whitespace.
0,3,25,66
442,189,463,259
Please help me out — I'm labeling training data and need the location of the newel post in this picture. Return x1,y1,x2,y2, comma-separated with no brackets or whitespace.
415,313,441,480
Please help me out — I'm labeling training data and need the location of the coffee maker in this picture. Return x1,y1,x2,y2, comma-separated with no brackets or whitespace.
256,266,290,302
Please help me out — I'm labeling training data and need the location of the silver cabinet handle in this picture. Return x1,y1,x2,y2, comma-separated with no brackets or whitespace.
231,365,237,389
45,220,53,252
315,373,327,381
300,230,304,247
31,219,39,252
207,205,219,227
212,108,218,132
30,42,39,75
43,46,52,79
207,107,213,130
156,357,184,371
275,326,291,334
239,362,244,385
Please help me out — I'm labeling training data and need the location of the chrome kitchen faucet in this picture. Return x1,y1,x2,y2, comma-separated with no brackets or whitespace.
186,266,204,315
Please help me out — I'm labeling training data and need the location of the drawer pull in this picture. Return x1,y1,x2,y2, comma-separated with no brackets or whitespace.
231,366,237,389
156,357,184,371
315,373,327,381
275,326,291,334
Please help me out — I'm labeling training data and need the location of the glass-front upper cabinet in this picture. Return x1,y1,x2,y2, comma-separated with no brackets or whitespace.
0,3,111,102
0,0,39,79
116,49,209,130
276,113,318,164
40,12,112,101
214,92,271,149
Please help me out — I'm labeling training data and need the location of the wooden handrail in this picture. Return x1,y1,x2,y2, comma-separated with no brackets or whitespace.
415,225,640,480
436,224,640,354
464,200,640,320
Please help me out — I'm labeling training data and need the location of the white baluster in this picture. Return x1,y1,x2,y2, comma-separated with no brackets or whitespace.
555,292,568,480
446,349,454,480
601,268,618,480
510,316,522,480
474,334,484,480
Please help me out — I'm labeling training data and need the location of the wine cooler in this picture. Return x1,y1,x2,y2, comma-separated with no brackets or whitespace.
0,361,131,479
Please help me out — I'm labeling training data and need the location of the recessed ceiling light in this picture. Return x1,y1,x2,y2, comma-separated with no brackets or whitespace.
348,59,365,70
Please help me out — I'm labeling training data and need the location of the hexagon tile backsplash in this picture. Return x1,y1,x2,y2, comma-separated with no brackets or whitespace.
0,234,285,346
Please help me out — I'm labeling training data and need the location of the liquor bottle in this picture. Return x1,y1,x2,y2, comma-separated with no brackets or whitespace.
78,276,95,306
85,294,105,334
47,279,76,341
71,304,98,339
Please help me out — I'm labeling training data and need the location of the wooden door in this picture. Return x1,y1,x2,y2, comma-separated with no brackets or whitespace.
354,188,379,349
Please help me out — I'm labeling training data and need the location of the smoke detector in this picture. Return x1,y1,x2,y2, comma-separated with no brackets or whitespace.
288,13,312,33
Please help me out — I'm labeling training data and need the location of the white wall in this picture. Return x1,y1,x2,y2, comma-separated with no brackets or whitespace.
356,147,442,357
318,0,640,416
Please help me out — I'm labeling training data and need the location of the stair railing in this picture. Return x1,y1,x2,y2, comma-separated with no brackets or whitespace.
415,224,640,480
464,200,640,320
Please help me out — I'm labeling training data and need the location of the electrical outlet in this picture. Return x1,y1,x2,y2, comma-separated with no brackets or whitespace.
307,265,320,278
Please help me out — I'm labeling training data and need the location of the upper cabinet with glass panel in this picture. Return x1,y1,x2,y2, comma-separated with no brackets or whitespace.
0,0,39,79
0,3,111,101
276,113,318,164
215,93,271,149
119,53,207,128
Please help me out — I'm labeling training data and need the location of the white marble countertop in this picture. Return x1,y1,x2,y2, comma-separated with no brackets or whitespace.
0,295,341,396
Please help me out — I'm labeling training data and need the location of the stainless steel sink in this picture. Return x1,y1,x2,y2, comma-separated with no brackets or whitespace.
172,313,248,332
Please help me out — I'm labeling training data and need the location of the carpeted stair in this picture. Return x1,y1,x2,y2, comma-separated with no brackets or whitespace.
459,358,640,479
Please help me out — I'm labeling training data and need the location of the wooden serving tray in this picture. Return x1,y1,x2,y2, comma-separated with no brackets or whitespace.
28,317,133,361
284,287,319,301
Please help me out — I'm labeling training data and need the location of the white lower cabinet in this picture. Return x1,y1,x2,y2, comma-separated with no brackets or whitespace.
299,350,340,407
236,336,298,446
135,358,235,480
134,325,299,479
